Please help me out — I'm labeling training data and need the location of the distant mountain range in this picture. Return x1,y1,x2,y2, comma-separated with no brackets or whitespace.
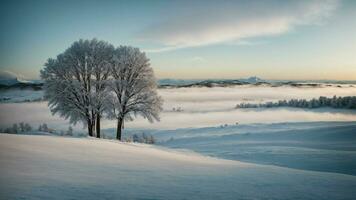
239,76,265,83
0,78,43,90
0,76,354,90
158,76,268,88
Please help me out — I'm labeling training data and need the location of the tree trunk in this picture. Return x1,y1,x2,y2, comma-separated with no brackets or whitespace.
91,109,96,137
88,120,93,137
96,115,101,138
116,118,123,140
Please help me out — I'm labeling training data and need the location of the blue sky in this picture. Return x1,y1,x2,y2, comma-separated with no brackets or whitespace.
0,0,355,80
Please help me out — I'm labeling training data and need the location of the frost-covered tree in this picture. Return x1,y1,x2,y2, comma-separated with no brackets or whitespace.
41,39,114,137
11,124,18,134
107,46,163,140
90,40,114,138
43,124,49,132
66,126,73,136
19,122,25,132
38,124,42,131
24,123,32,132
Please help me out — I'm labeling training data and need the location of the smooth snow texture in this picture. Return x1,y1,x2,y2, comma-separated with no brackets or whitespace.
1,134,356,200
156,122,356,176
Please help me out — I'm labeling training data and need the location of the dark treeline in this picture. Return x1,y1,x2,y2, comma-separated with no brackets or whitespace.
0,122,32,134
0,122,74,136
236,96,356,109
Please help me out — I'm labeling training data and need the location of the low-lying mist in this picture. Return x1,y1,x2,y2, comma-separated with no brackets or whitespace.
1,85,356,130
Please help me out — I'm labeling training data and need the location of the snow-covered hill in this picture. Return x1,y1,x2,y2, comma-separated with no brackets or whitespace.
1,134,355,200
157,122,356,176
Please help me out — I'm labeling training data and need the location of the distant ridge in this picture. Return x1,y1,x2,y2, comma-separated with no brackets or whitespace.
0,77,43,90
1,75,354,90
0,81,43,90
239,76,265,83
0,70,43,90
159,76,269,88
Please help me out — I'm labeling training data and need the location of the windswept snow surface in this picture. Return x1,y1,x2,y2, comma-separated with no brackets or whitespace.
155,122,356,176
1,134,356,200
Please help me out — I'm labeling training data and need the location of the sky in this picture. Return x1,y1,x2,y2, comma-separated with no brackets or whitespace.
0,0,355,80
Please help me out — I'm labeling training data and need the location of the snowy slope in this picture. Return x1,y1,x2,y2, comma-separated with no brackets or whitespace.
1,134,355,200
157,122,356,176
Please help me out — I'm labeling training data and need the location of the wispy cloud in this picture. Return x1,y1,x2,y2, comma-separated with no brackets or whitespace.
191,56,206,63
144,46,186,53
226,40,270,46
139,0,339,53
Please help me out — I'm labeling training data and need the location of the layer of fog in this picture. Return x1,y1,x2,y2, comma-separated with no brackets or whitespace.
0,89,43,103
1,85,356,130
161,85,356,112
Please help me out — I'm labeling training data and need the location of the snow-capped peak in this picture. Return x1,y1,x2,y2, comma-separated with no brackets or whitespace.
239,76,265,83
0,70,31,86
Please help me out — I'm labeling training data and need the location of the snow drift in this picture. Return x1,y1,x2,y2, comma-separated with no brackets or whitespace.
1,134,355,200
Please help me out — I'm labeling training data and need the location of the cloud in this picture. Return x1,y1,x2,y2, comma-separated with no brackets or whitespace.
226,40,270,46
191,56,206,62
144,46,186,53
139,0,339,52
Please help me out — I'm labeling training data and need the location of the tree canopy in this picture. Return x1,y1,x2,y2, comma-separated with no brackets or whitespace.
41,39,162,139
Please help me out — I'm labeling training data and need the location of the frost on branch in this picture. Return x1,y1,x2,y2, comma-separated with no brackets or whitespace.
40,39,114,137
41,39,162,139
106,46,163,140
